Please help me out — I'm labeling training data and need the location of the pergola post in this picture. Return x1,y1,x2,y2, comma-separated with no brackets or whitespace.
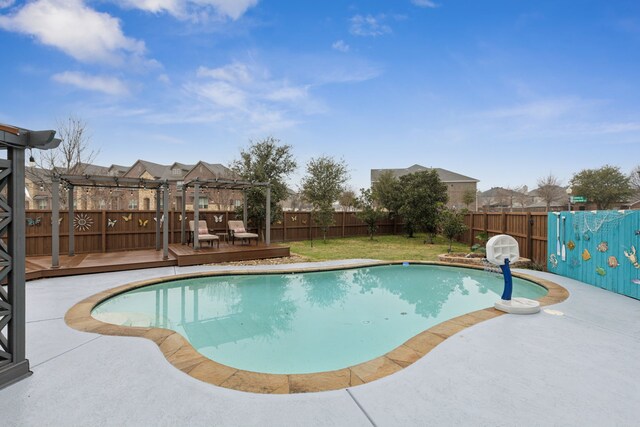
243,190,248,225
68,184,74,256
163,182,169,260
0,124,60,390
51,176,60,268
155,188,161,251
181,185,186,244
265,185,271,246
193,182,200,250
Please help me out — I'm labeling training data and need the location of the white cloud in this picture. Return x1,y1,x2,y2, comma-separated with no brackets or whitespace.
0,0,146,65
350,14,392,37
411,0,438,8
189,80,248,109
481,99,585,121
52,71,129,96
196,62,252,83
332,40,350,53
111,0,258,21
0,0,15,9
157,73,171,84
265,85,308,102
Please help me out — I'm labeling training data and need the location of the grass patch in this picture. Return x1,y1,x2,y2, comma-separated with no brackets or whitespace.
288,234,469,262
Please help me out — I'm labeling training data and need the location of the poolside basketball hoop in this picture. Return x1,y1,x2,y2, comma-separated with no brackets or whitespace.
486,234,540,314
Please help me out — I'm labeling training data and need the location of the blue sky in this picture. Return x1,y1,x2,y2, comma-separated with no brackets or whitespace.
1,0,639,192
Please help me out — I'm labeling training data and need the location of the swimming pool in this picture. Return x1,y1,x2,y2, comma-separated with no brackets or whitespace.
91,264,547,375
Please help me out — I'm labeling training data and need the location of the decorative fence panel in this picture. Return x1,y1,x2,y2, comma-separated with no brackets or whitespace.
547,210,640,300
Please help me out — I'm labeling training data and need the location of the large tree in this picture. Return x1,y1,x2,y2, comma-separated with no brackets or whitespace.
230,137,297,236
32,115,101,209
398,170,448,241
301,156,349,243
37,116,98,174
630,165,640,190
372,170,403,215
570,165,633,210
536,174,565,211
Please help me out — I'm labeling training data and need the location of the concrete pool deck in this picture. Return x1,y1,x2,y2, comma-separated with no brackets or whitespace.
2,260,640,426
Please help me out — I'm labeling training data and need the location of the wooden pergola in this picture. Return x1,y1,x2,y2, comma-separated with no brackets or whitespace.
54,174,170,267
180,178,271,249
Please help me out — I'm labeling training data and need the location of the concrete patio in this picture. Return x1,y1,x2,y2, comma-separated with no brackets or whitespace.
2,261,639,426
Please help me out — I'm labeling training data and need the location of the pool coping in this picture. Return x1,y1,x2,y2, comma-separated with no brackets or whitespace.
64,261,569,394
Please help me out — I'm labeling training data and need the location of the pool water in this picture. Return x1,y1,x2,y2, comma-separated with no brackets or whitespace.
92,264,546,374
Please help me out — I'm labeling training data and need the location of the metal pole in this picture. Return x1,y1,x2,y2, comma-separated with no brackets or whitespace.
193,183,200,250
68,184,74,256
163,183,169,260
51,176,60,268
181,185,186,244
243,190,248,225
155,188,161,251
265,186,271,246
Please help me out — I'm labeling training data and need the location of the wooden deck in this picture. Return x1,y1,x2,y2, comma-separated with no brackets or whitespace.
26,243,290,279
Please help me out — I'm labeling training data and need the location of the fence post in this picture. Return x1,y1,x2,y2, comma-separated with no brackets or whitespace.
483,212,488,235
526,212,534,260
342,211,346,237
101,210,107,252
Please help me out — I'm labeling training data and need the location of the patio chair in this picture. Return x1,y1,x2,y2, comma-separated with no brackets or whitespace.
228,220,259,245
188,220,219,248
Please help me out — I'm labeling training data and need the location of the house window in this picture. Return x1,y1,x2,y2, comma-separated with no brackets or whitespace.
143,197,150,210
172,168,182,176
176,181,183,190
198,197,208,209
98,199,106,209
38,199,48,210
234,199,242,207
128,199,138,210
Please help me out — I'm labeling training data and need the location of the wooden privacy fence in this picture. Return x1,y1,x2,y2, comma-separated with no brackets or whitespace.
461,212,548,266
25,209,549,264
24,210,402,256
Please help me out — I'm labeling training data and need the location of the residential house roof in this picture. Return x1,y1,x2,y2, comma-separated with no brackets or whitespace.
371,164,479,183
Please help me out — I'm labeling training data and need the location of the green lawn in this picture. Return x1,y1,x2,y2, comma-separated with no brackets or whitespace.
287,234,470,262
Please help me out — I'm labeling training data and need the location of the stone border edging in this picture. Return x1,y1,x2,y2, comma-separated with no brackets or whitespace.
64,261,569,394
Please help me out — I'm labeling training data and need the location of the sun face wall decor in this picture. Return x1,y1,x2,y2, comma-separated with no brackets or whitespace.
74,213,93,231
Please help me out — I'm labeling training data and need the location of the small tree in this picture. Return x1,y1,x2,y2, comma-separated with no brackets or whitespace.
398,170,448,241
301,156,349,243
355,188,385,240
462,189,476,210
536,174,565,211
441,209,468,252
570,165,633,210
230,137,297,237
338,189,357,211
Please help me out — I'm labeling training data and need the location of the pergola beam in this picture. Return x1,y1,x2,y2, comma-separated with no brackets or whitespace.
51,174,170,262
